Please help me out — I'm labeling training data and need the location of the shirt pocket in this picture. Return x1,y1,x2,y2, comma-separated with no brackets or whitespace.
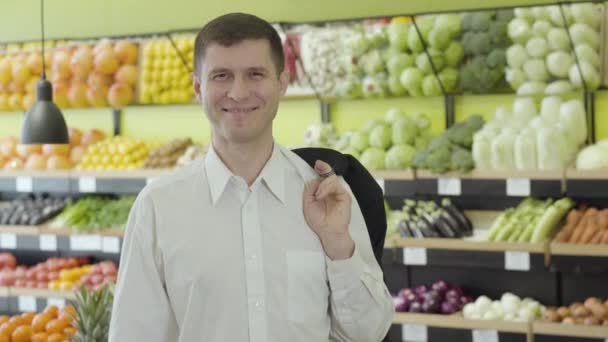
286,250,330,324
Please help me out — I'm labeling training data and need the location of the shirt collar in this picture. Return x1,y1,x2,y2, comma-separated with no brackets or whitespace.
204,142,286,205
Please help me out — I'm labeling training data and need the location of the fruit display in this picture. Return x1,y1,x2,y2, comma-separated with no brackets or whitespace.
139,35,194,104
0,255,89,288
553,206,608,244
412,115,484,174
0,194,69,226
175,143,206,167
506,4,602,95
463,293,545,321
487,197,574,243
388,198,472,239
50,196,136,232
144,137,193,168
0,128,107,171
393,280,473,314
77,135,150,171
576,139,608,170
459,10,513,93
472,97,587,171
327,108,433,170
50,261,117,293
543,297,608,326
303,122,338,148
0,304,77,341
72,283,113,342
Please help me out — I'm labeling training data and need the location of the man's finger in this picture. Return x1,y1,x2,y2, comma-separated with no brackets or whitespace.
304,179,321,204
314,160,333,177
316,177,349,201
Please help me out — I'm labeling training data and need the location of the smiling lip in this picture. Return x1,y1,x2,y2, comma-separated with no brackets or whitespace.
222,106,259,113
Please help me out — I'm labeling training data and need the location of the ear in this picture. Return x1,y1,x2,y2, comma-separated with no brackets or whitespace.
192,72,202,100
278,70,290,96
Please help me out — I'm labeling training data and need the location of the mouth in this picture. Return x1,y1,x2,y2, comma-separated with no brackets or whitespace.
222,106,259,113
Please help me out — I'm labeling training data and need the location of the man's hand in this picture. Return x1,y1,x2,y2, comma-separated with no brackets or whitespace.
303,160,355,260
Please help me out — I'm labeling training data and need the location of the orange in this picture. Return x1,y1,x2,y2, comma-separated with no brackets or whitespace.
0,322,17,337
11,325,33,342
64,326,76,336
0,333,8,342
47,332,65,342
20,311,35,325
44,305,59,318
0,316,9,325
58,305,77,323
8,315,24,326
32,312,53,333
32,332,49,342
46,318,69,334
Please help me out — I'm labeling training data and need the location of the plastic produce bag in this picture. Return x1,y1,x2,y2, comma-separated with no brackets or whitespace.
491,129,517,170
559,100,587,145
472,131,492,170
540,96,561,123
512,97,537,125
514,128,537,170
536,126,563,170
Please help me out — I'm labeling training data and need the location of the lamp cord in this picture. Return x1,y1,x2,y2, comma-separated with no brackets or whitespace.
40,0,46,80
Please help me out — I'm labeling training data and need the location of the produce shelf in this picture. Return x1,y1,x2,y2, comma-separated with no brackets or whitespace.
390,313,530,342
549,242,608,274
390,237,547,271
532,322,608,342
0,170,72,193
373,169,416,197
0,287,75,314
565,169,608,199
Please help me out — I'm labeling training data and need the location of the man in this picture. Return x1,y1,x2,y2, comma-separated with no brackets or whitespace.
109,12,394,342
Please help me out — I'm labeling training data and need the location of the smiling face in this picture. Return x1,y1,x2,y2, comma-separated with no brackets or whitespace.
193,39,289,145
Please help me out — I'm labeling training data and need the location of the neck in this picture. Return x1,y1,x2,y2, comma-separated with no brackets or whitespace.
211,134,274,186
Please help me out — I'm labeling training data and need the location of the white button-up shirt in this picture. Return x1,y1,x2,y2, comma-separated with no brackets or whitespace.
109,143,394,342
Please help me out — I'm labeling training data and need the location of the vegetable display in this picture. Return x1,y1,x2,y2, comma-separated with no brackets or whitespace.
543,297,608,326
576,139,608,170
393,280,473,314
554,206,608,244
463,293,545,321
505,4,603,95
487,197,574,243
49,196,136,232
0,194,68,226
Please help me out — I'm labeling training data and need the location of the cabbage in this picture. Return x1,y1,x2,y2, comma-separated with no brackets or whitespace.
493,107,511,124
569,61,600,90
344,32,369,57
526,37,549,58
506,67,526,90
545,80,573,95
517,81,546,95
400,67,424,90
388,74,407,96
576,145,608,170
556,123,577,164
559,99,587,145
512,97,537,124
515,129,537,170
575,44,600,69
540,96,561,123
387,53,414,75
532,20,552,37
569,23,600,50
360,147,386,170
422,74,442,96
506,45,528,68
444,42,464,68
412,112,431,131
369,125,392,149
536,126,564,170
350,131,369,151
491,130,516,170
428,27,452,50
385,144,416,169
436,14,462,36
362,119,384,134
360,50,385,74
407,27,424,53
472,131,492,170
547,6,573,28
416,49,445,75
531,7,550,21
439,67,458,92
385,108,407,123
571,3,601,30
546,51,573,78
392,117,419,145
547,28,570,51
523,59,549,82
388,21,409,51
514,8,535,23
508,18,532,44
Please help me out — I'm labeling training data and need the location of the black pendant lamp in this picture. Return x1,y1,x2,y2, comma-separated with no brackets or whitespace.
20,0,69,144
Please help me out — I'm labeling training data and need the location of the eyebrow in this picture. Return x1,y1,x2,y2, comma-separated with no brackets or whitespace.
208,66,269,75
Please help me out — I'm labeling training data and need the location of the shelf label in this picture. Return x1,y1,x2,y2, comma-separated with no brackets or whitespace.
375,178,385,193
505,251,530,271
401,323,427,342
70,235,102,251
39,234,57,251
403,247,427,266
102,236,121,254
78,176,97,193
0,233,17,249
47,297,66,309
472,329,499,342
438,177,461,196
506,178,531,197
18,296,37,312
16,176,33,192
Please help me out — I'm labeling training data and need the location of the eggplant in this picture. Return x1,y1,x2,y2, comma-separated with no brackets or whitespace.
398,219,414,238
441,198,473,236
434,215,458,238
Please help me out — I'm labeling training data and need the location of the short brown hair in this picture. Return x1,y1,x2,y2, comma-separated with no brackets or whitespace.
194,13,284,77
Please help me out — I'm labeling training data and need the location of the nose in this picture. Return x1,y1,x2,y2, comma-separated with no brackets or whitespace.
227,76,249,102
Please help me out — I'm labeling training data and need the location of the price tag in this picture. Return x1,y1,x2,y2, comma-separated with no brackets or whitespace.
506,178,531,197
102,236,121,254
18,296,36,312
39,234,57,251
0,233,17,249
403,247,427,266
505,251,530,271
78,176,97,193
47,297,66,309
70,235,102,251
401,323,427,342
472,329,499,342
375,178,385,193
438,177,461,196
16,176,33,192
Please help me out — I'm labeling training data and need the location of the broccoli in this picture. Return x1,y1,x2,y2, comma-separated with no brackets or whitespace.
451,147,475,173
488,21,509,45
461,31,477,54
470,12,492,32
464,114,485,132
496,9,514,23
486,49,506,68
471,32,491,56
461,13,474,32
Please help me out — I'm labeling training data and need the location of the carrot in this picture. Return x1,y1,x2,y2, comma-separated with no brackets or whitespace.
580,215,600,244
569,216,588,243
602,231,608,244
590,230,604,244
599,209,608,230
558,209,583,242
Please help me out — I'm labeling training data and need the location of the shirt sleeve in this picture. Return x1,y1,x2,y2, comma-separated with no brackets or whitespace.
109,190,179,342
327,180,395,342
